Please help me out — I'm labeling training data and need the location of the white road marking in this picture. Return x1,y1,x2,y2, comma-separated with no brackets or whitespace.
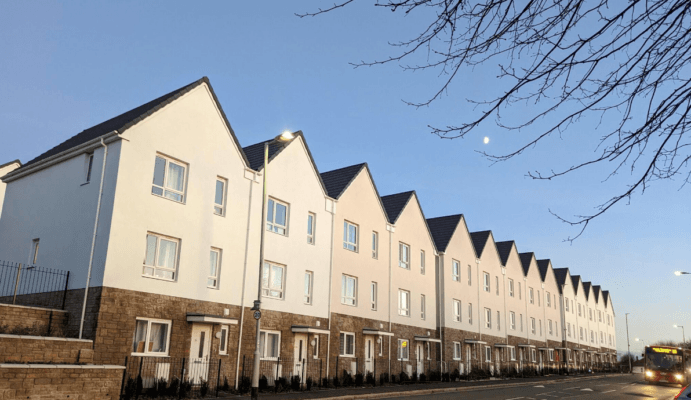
534,385,545,388
602,389,616,393
506,397,524,400
564,387,580,390
580,388,593,391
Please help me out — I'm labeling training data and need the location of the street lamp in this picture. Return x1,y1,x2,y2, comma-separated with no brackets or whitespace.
251,130,296,400
675,271,691,276
674,324,686,346
625,313,632,373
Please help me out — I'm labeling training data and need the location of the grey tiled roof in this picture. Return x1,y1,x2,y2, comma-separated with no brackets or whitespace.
602,290,610,307
571,275,581,294
381,191,415,224
470,231,491,258
320,163,366,199
426,215,463,253
518,252,535,276
582,282,592,300
593,285,601,302
495,241,516,266
536,259,551,281
242,139,289,171
18,77,247,170
553,268,569,286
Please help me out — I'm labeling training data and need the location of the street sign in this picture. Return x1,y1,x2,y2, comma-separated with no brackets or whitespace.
253,311,261,320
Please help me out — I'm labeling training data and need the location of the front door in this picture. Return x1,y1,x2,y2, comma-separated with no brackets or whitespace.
365,337,374,374
293,334,307,380
416,343,424,376
189,324,212,384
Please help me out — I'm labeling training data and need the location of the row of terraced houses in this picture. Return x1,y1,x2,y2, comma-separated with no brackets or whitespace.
0,77,617,387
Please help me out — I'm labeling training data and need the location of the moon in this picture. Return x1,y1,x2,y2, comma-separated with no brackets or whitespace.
483,136,490,144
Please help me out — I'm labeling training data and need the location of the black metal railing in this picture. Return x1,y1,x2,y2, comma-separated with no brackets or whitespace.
0,260,70,310
239,355,326,393
121,356,235,399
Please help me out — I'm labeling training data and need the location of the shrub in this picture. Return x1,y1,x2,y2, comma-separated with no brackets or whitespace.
450,368,461,381
166,377,180,396
290,375,301,391
238,376,251,394
276,377,289,392
259,375,268,391
428,370,440,382
306,377,313,391
379,372,388,385
222,376,230,391
332,375,340,388
200,379,209,397
355,372,364,386
390,374,398,384
322,377,330,388
342,370,354,386
412,371,418,382
179,378,192,397
442,372,450,382
419,373,427,383
122,377,137,399
366,372,375,385
398,371,409,383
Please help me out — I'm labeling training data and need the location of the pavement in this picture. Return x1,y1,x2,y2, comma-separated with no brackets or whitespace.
222,373,680,400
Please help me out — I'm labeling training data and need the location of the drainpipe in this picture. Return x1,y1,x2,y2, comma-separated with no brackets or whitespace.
437,254,444,371
387,226,393,376
325,201,336,378
234,171,256,389
475,258,481,369
79,137,109,339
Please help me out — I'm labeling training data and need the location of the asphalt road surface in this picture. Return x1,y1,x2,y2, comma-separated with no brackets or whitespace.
383,374,683,400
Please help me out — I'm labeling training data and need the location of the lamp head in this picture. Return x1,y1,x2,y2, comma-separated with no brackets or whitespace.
674,324,679,328
675,271,682,276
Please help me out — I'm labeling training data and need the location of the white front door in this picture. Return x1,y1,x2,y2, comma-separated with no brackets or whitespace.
189,324,212,384
293,334,307,381
416,343,424,376
365,337,374,374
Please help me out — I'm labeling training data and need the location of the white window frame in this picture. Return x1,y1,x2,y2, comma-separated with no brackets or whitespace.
84,153,94,183
483,272,490,292
208,248,221,289
262,261,286,299
312,335,320,359
372,231,378,259
420,250,425,275
518,282,522,299
267,198,289,236
484,308,492,329
598,310,602,322
307,212,316,244
420,294,426,320
29,238,40,265
529,287,534,304
341,274,357,306
549,349,554,361
339,332,355,357
565,298,569,312
531,349,536,362
468,265,472,286
371,282,377,310
151,154,187,203
398,339,410,361
508,279,514,297
468,303,473,325
304,271,313,304
343,221,358,252
537,290,541,307
398,289,410,317
546,292,551,307
531,317,536,334
453,342,462,360
399,242,410,270
452,260,460,282
548,320,553,335
485,346,492,362
510,312,516,330
520,314,523,332
131,317,172,357
219,325,229,355
260,330,281,360
495,276,499,295
578,303,582,316
143,233,179,281
214,177,227,216
453,300,461,322
580,327,584,340
497,310,501,330
511,347,516,361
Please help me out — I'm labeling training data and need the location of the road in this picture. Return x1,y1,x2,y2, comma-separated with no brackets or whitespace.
383,374,683,400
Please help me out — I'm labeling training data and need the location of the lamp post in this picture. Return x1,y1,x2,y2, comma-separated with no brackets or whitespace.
625,313,631,373
674,324,686,346
251,131,296,400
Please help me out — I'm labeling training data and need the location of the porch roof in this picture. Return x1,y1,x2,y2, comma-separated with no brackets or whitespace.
414,336,441,343
186,313,238,325
291,325,330,335
494,343,515,348
464,339,487,344
363,329,394,337
517,344,536,348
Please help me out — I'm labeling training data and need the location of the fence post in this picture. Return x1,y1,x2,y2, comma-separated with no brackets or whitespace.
373,357,376,387
275,356,280,393
61,271,70,310
136,358,143,399
119,356,128,400
178,357,186,400
319,359,322,388
12,263,22,305
216,359,222,397
302,358,306,390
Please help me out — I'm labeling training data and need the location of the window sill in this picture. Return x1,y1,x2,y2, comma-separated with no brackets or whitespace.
262,295,284,301
214,212,225,217
452,358,461,361
207,286,218,290
142,274,176,283
339,354,356,358
341,302,357,307
131,353,169,358
152,192,186,205
343,246,358,253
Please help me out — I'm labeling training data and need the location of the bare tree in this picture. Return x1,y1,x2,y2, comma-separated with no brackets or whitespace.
298,0,691,240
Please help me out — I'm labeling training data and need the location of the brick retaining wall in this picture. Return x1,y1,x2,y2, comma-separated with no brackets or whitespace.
0,303,67,337
0,335,93,364
0,364,124,399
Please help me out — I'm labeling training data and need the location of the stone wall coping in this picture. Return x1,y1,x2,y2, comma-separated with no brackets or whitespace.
0,303,67,313
0,363,125,369
0,333,93,343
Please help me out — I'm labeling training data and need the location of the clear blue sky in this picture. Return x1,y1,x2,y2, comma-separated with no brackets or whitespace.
1,1,688,353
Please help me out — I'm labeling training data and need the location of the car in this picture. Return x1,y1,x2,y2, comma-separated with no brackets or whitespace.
674,384,691,399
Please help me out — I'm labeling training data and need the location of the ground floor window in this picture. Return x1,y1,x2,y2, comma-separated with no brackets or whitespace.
312,335,319,359
340,332,355,357
531,349,536,362
398,339,410,361
132,318,171,356
219,325,229,355
549,349,554,361
259,330,280,360
453,342,462,360
484,346,492,362
510,347,516,361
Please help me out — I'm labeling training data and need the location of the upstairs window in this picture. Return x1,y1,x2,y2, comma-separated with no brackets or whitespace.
510,312,516,330
518,282,522,299
508,279,514,297
304,271,313,304
468,265,472,286
267,198,289,235
152,155,187,202
546,292,551,307
420,294,426,319
484,308,492,329
453,300,461,322
371,282,377,310
497,311,501,330
398,289,410,316
529,288,534,304
307,213,316,244
452,260,460,282
399,243,410,269
420,250,425,275
343,221,358,251
468,303,473,324
214,178,227,215
483,272,490,292
341,275,357,306
372,232,378,258
530,318,536,334
495,276,499,295
565,298,569,312
30,238,40,265
85,153,94,183
208,248,221,288
144,233,179,280
262,262,285,299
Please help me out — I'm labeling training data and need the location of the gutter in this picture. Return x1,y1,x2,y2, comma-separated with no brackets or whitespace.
3,132,121,183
